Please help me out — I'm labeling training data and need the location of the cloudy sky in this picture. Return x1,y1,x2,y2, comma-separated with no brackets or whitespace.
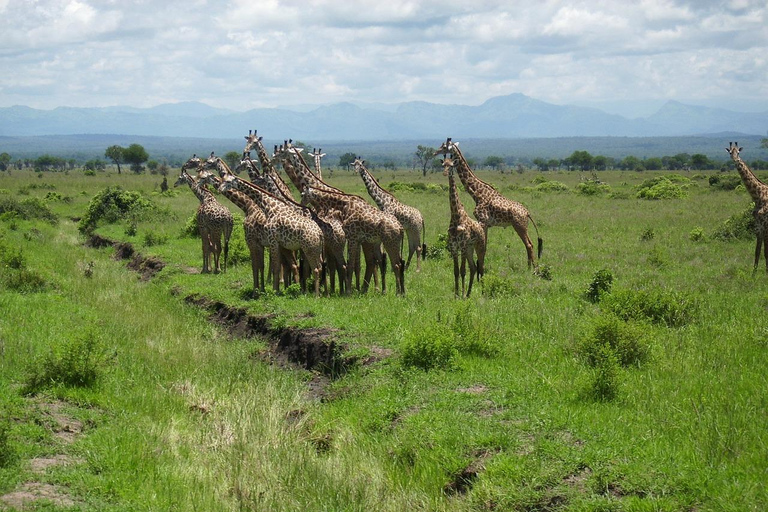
1,0,766,117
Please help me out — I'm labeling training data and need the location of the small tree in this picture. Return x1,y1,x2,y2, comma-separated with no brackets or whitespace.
224,151,241,171
146,160,159,174
105,145,125,174
483,155,504,170
339,152,356,170
415,145,436,176
0,152,10,171
123,143,149,174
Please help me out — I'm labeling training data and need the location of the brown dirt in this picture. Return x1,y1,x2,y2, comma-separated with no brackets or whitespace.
85,235,164,280
37,401,84,444
0,483,77,509
444,449,498,496
29,454,84,474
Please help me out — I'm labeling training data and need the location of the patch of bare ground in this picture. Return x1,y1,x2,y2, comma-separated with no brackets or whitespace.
28,454,84,474
1,483,77,510
444,449,498,496
85,235,165,280
35,401,84,445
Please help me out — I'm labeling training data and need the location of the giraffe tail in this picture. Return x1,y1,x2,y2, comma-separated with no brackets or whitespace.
528,214,543,259
421,216,427,260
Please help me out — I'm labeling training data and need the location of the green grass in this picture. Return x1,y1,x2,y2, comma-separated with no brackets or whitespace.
0,167,766,511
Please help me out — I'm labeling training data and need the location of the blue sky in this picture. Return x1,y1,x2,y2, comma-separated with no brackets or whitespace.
1,0,766,117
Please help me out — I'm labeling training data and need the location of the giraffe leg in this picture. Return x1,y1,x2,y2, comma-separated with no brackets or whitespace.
755,236,763,272
270,244,282,292
200,231,211,273
513,223,536,269
466,248,477,298
346,243,360,295
384,241,404,296
211,231,222,274
460,254,467,298
453,253,460,298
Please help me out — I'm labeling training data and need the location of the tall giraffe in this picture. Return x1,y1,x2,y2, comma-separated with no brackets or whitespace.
301,185,405,296
354,157,426,271
174,156,233,274
436,137,542,269
244,130,296,201
310,147,326,180
207,158,326,297
196,167,269,292
443,157,486,298
727,142,768,271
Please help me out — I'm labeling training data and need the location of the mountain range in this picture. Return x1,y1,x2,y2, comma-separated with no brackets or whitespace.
0,93,765,140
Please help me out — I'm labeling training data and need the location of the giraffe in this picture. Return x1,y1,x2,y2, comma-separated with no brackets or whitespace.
235,152,348,295
174,156,233,274
726,142,768,271
196,167,269,292
310,147,327,180
354,157,426,271
443,157,486,298
436,137,542,270
301,185,405,296
244,130,296,201
208,157,327,297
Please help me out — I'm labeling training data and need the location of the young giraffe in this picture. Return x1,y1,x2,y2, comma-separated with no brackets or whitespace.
196,167,269,292
301,185,405,296
210,159,327,297
174,156,233,274
436,137,542,270
354,157,426,271
443,157,486,298
309,147,326,180
726,142,768,271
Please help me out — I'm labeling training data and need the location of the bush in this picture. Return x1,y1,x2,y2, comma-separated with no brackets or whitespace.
78,187,155,234
0,238,47,293
400,323,457,371
0,196,58,224
23,331,103,395
640,228,655,241
708,174,742,191
481,274,519,299
585,343,621,402
143,231,168,247
181,214,199,238
636,177,688,199
451,303,501,358
425,233,447,259
534,264,553,280
579,314,649,368
689,227,705,242
711,203,755,241
576,181,611,196
534,181,570,193
602,288,697,327
226,219,250,266
585,268,613,303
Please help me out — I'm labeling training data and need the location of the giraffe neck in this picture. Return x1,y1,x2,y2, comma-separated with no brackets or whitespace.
312,155,323,180
357,163,394,209
733,156,768,203
254,139,280,177
306,187,352,214
206,175,254,214
451,148,494,203
278,153,310,191
231,175,286,215
184,172,213,204
448,171,466,224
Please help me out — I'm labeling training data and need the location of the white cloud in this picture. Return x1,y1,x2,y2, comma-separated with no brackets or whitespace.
0,0,765,115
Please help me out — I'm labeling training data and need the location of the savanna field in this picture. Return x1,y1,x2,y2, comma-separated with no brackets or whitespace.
0,164,766,511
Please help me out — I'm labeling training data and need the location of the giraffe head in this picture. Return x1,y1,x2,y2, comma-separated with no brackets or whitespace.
243,129,262,153
435,137,459,156
726,141,742,161
235,151,260,180
181,154,202,172
196,167,219,188
441,157,455,177
218,171,238,194
203,152,232,178
352,156,366,174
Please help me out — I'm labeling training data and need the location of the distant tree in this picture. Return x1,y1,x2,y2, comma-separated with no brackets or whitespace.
532,157,549,171
83,159,106,172
224,151,241,172
548,158,560,171
414,145,436,176
382,161,396,170
105,145,125,174
620,155,645,171
690,153,712,170
0,152,10,171
568,150,593,171
761,136,767,149
483,155,504,170
124,143,149,173
146,160,159,173
592,155,609,171
157,161,169,176
339,152,356,169
644,157,663,171
34,154,65,172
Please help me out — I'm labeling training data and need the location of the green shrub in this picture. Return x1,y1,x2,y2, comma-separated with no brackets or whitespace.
23,331,103,395
708,174,742,191
639,228,655,241
78,187,155,234
481,274,519,298
451,303,501,358
576,181,611,196
425,233,447,260
225,219,249,266
143,231,168,247
636,177,688,199
400,323,457,371
0,238,47,293
534,181,570,193
534,264,553,280
579,314,649,368
284,283,302,299
711,203,755,241
689,227,705,242
181,214,199,238
0,196,58,224
585,343,621,402
602,288,697,327
585,268,613,303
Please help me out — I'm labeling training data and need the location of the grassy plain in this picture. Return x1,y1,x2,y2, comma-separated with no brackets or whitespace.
0,165,766,511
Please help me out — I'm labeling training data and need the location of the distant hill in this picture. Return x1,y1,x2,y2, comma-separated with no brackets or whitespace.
0,94,765,140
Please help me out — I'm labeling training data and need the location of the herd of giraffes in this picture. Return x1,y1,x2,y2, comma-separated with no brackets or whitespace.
173,133,766,298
